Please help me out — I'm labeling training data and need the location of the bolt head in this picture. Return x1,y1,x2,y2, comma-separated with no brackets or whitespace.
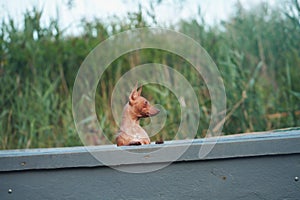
8,189,12,194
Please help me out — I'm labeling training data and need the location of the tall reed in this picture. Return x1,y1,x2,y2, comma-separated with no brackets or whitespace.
0,2,299,149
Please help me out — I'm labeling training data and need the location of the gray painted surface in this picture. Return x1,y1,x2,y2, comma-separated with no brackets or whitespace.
1,130,300,199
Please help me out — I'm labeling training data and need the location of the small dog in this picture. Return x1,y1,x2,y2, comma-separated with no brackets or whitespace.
116,84,160,146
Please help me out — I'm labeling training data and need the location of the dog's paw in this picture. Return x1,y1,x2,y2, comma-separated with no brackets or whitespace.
155,140,164,144
129,141,142,146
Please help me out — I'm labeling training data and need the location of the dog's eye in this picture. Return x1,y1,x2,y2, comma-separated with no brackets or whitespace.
144,101,148,105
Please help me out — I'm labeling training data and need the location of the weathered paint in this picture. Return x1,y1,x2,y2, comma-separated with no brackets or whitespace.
0,130,300,199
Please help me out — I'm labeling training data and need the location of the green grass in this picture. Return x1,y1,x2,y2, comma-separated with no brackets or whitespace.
0,1,300,149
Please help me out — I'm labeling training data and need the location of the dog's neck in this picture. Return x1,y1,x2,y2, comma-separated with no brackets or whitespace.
120,103,141,131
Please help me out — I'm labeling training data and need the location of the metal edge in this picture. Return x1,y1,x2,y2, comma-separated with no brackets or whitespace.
0,130,299,172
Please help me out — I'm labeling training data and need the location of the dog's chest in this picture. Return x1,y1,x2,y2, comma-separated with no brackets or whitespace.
129,125,148,139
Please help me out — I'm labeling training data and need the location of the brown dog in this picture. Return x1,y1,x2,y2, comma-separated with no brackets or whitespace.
116,84,160,146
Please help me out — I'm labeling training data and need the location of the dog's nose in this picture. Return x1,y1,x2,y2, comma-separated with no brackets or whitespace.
150,107,160,116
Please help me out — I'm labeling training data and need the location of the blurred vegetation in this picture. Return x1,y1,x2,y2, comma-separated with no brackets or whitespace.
0,1,300,149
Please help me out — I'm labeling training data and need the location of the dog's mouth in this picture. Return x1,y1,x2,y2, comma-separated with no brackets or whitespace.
139,107,160,118
148,107,160,117
137,106,160,118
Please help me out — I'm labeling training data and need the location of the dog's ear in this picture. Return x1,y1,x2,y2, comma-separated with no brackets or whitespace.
129,84,140,105
137,86,142,96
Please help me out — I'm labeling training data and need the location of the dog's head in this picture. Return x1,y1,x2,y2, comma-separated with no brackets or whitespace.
129,84,160,118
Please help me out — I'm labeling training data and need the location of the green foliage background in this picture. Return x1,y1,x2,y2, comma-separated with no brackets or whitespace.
1,1,300,149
